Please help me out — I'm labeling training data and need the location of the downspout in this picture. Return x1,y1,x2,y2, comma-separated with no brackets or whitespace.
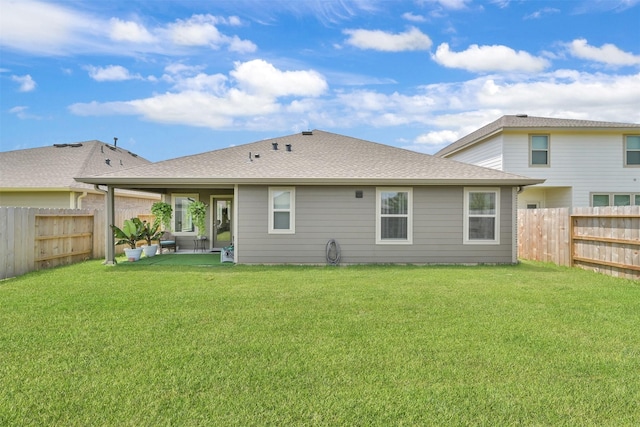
77,191,88,209
94,185,116,265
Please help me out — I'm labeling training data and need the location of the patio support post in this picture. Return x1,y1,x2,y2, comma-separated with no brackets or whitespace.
104,185,116,265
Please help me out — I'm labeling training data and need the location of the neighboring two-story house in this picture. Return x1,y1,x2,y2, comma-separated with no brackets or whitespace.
435,115,640,208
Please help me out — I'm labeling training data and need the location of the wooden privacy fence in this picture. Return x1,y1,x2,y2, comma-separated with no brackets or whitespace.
0,207,151,280
518,206,640,280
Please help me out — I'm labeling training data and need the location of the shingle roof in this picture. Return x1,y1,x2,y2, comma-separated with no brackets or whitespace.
77,130,543,187
435,115,640,157
0,141,152,191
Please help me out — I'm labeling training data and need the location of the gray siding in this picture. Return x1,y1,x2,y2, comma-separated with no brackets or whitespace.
237,185,515,264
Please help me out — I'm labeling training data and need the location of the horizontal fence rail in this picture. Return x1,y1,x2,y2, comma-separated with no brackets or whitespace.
519,206,639,280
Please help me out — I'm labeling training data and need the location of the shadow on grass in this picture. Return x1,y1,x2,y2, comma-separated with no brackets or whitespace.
117,253,233,267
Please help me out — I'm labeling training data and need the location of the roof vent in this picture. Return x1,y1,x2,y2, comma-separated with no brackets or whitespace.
272,142,278,151
285,144,292,152
53,143,83,148
516,114,528,118
302,130,313,135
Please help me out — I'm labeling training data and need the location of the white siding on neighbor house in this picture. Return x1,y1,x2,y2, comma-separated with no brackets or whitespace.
449,135,503,170
502,130,639,207
236,185,515,265
517,187,572,209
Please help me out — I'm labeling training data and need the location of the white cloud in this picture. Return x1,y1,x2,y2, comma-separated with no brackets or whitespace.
109,18,155,43
414,130,461,146
86,65,142,81
230,59,327,97
402,12,427,22
0,0,102,55
11,75,37,92
433,43,550,73
524,7,560,20
9,106,41,119
172,73,228,93
227,16,242,26
227,36,258,54
161,14,256,53
344,27,432,52
164,63,206,77
70,59,327,129
568,38,640,66
0,2,254,56
423,0,471,9
166,15,225,47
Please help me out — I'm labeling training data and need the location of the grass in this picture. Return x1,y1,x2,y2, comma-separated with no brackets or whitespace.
1,261,639,426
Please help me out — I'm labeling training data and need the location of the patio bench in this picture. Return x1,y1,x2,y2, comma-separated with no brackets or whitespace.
159,231,176,253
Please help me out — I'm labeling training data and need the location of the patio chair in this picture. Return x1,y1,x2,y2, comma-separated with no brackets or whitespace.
159,231,176,253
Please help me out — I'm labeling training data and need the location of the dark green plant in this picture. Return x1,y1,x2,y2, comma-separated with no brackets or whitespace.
141,220,163,246
111,218,145,249
151,201,173,231
187,200,208,236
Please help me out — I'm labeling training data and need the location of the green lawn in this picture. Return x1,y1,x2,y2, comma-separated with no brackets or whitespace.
1,261,639,425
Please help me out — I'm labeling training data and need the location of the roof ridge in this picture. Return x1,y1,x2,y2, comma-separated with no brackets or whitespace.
76,141,104,178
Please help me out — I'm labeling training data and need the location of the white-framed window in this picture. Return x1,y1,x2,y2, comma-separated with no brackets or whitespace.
172,193,197,234
376,188,412,244
592,194,610,207
591,193,640,206
269,187,295,234
530,135,550,166
625,135,640,166
614,195,631,206
464,188,500,245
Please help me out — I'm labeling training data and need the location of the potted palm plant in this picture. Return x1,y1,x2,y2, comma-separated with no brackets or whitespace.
111,218,145,262
141,220,163,257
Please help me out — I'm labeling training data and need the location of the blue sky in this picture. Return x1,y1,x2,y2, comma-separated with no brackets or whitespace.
1,0,639,162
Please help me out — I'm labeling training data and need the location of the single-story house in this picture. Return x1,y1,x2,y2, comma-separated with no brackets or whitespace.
0,141,159,210
76,130,544,265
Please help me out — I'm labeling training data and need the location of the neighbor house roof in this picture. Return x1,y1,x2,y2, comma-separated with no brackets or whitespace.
435,115,640,158
0,141,152,192
76,130,543,188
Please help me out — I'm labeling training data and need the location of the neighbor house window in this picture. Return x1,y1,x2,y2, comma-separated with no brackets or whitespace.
614,195,631,206
376,188,412,244
172,194,197,233
464,188,500,244
530,135,549,166
625,135,640,166
269,187,295,234
592,194,610,207
591,193,639,206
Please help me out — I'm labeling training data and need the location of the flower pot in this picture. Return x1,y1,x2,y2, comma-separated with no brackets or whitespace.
124,247,143,262
143,244,158,257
